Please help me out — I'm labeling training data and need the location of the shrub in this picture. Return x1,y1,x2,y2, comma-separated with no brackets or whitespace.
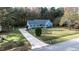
35,28,42,36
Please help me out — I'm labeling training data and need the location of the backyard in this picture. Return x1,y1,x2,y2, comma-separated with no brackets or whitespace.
0,28,31,51
28,27,79,44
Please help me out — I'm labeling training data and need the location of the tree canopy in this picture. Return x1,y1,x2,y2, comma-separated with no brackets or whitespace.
0,7,64,29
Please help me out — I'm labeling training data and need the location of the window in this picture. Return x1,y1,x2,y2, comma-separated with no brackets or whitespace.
40,24,42,26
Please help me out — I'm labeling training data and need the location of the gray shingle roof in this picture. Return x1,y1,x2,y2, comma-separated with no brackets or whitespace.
27,19,51,25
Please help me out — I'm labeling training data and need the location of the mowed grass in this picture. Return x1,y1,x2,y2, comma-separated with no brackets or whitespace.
28,28,79,44
6,28,26,41
0,28,31,49
5,28,31,45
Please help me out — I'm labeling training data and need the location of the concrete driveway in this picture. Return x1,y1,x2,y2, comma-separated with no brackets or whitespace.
19,28,48,49
19,28,79,51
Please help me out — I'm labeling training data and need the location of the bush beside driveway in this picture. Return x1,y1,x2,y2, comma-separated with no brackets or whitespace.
28,28,79,44
19,28,48,49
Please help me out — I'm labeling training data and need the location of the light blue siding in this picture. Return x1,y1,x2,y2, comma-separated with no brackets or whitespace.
45,21,52,28
26,19,53,29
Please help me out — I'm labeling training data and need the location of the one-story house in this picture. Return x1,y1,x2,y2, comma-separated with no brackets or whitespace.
26,19,53,29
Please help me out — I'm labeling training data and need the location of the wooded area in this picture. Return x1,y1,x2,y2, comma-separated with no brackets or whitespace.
0,7,79,32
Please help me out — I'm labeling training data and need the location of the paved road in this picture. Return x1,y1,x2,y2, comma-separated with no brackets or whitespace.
19,28,79,51
32,38,79,51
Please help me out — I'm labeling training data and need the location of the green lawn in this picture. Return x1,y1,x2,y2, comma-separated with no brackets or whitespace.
28,28,79,44
0,28,31,51
6,28,26,42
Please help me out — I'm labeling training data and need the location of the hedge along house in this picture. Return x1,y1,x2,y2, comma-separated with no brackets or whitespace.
26,19,53,29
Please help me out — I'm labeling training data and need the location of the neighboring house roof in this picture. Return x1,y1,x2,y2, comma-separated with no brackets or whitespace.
27,19,52,26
